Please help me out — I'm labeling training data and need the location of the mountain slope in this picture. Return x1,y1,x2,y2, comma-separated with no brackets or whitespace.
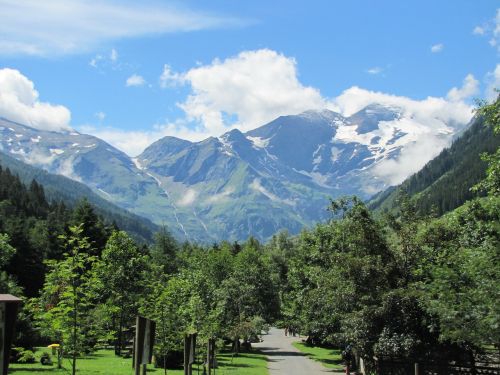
0,104,471,242
0,117,191,239
368,115,499,215
0,151,158,243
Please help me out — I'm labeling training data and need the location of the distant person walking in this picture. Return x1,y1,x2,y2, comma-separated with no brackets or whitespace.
284,326,289,336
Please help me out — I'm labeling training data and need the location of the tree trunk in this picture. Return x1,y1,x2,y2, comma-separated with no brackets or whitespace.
117,310,124,356
232,338,240,354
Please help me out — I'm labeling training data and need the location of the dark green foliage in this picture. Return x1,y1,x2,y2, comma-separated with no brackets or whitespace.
71,199,110,256
0,165,116,297
418,197,500,347
150,226,179,275
97,231,151,355
474,96,500,196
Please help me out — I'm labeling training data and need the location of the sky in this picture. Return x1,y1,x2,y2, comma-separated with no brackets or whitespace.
0,0,499,156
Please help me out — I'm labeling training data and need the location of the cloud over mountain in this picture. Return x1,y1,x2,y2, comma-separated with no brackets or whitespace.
176,49,327,136
0,68,71,131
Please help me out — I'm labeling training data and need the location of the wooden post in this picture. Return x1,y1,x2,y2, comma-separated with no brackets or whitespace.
134,317,155,375
414,362,420,375
207,340,211,375
189,334,196,375
207,339,215,375
134,317,142,375
184,335,189,375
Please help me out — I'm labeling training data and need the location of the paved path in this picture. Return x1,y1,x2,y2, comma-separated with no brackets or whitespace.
253,328,344,375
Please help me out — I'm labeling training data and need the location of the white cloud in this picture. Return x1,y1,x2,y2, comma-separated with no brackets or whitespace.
95,111,106,121
473,9,500,52
473,26,485,35
159,65,185,88
177,188,197,206
446,74,479,102
78,125,160,157
430,43,444,53
206,187,235,204
56,156,82,182
89,48,121,70
366,67,382,75
0,0,243,56
110,48,118,62
89,55,103,68
331,85,473,124
126,74,146,87
24,148,57,166
0,68,71,131
79,115,218,157
250,179,295,206
372,136,451,185
485,64,500,101
168,49,326,137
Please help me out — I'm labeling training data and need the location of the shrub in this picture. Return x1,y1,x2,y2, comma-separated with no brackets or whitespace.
17,349,36,364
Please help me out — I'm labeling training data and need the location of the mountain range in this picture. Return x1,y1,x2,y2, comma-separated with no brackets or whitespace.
0,103,469,242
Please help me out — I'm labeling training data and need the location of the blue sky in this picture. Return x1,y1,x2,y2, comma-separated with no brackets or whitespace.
0,0,499,155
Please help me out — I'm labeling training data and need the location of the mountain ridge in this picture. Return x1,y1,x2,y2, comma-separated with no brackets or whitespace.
0,104,471,242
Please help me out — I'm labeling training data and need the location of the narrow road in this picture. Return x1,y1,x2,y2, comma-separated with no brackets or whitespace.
253,328,344,374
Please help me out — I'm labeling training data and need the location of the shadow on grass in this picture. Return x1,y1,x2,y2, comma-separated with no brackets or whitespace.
320,358,343,366
216,350,266,369
294,342,344,368
10,368,60,373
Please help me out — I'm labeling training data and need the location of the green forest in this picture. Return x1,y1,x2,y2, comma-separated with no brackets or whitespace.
1,99,499,374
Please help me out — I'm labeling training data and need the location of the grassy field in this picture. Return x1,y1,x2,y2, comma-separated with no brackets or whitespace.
292,341,344,370
9,348,268,375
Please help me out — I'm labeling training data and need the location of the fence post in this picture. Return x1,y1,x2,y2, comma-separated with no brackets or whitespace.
414,362,420,375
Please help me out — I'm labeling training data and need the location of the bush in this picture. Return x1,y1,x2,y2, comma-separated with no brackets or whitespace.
17,348,36,364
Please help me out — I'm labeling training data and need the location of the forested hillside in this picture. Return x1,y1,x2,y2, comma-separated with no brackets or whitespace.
0,166,127,297
0,151,158,243
369,114,499,215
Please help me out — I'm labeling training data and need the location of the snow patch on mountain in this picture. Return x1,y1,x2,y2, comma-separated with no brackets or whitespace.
50,148,64,155
247,136,269,149
218,136,236,157
132,157,145,170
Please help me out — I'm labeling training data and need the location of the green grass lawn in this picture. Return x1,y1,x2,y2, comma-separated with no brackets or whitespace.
292,341,343,370
9,348,268,375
